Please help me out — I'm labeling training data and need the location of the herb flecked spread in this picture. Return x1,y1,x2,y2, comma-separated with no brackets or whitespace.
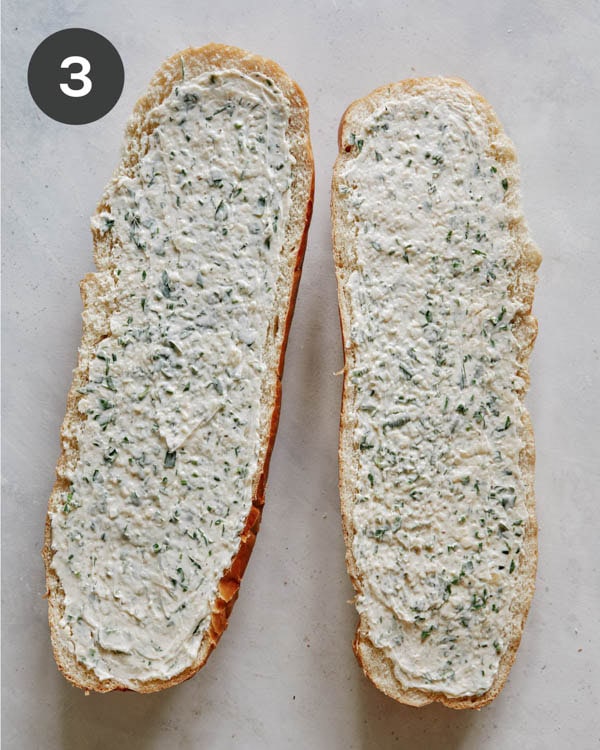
338,93,528,696
50,69,293,686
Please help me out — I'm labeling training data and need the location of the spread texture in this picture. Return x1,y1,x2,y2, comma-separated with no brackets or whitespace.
332,78,540,707
44,45,313,693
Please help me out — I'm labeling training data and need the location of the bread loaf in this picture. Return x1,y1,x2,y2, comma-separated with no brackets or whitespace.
44,43,314,693
331,77,540,708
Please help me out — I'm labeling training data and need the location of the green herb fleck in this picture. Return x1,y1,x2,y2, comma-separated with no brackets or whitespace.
160,270,172,298
383,416,410,431
471,589,488,610
138,385,150,401
359,435,374,451
164,451,177,468
215,200,228,220
421,626,433,641
398,363,413,380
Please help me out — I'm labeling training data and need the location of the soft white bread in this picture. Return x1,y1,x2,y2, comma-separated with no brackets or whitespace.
44,44,313,693
331,77,540,709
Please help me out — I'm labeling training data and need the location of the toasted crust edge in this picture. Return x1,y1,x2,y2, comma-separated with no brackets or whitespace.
43,43,314,694
331,77,541,709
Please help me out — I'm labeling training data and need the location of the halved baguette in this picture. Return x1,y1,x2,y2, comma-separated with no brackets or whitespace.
331,78,540,708
44,43,313,693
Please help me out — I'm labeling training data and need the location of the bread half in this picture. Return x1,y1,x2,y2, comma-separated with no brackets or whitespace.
44,43,313,693
331,77,540,708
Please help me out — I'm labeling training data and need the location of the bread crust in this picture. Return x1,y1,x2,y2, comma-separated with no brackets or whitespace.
331,77,540,709
43,43,314,693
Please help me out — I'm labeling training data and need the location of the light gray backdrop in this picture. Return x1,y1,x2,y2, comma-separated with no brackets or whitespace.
2,1,599,748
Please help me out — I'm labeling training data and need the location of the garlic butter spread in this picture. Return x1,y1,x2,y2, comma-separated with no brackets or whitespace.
50,69,293,686
338,93,528,696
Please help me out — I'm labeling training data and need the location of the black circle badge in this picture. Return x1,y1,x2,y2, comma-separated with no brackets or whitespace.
28,28,124,125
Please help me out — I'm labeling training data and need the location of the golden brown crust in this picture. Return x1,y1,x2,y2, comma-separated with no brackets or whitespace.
331,77,540,709
43,43,313,693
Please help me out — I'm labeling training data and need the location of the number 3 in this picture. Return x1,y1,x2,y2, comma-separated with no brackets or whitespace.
60,56,92,98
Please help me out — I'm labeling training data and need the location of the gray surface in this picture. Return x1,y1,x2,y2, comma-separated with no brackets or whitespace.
2,1,599,748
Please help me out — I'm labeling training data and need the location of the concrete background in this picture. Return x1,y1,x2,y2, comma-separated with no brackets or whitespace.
2,1,599,747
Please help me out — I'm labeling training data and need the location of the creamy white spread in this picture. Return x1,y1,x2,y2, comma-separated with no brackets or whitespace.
338,92,528,696
51,68,293,686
